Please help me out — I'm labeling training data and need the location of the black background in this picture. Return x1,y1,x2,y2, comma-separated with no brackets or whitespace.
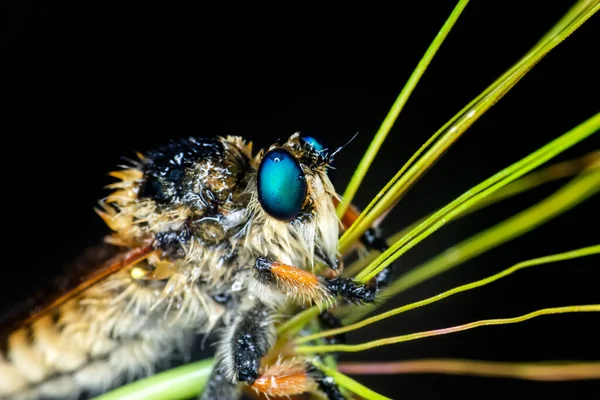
2,1,600,399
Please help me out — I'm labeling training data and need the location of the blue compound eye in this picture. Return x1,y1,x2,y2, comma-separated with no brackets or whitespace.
301,135,327,152
257,149,307,221
300,133,337,183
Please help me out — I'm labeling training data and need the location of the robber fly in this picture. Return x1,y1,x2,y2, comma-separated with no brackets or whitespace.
0,133,393,400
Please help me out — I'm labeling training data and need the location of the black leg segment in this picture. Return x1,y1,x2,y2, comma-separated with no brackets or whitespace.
307,364,346,400
360,227,396,288
199,359,241,400
228,301,275,384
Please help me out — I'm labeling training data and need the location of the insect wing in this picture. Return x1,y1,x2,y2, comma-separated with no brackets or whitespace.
0,243,154,336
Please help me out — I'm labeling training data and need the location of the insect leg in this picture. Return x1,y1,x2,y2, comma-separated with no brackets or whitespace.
214,300,276,386
307,363,346,400
248,358,343,400
199,359,241,400
317,202,396,349
318,310,346,348
360,227,395,287
341,202,396,288
253,257,377,305
314,228,392,354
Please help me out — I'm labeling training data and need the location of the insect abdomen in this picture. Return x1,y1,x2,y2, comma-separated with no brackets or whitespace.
0,269,196,399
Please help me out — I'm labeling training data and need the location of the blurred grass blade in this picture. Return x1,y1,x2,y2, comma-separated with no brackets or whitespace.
339,1,600,253
381,171,600,294
356,112,600,283
336,0,470,219
297,305,600,354
343,151,600,278
536,0,600,46
298,245,600,343
338,359,600,381
312,361,392,400
345,167,600,322
92,359,213,400
457,151,600,217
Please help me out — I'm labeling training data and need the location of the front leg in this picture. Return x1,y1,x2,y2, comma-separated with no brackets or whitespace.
253,256,378,306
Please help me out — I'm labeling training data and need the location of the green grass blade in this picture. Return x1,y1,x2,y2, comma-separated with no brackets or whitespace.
537,0,600,46
345,167,600,323
356,112,600,283
457,151,600,217
339,1,600,253
276,304,321,336
92,359,213,400
336,0,470,219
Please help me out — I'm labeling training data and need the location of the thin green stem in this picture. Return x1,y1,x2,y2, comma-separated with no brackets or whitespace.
336,0,470,219
299,245,600,343
337,359,600,381
298,305,600,354
345,168,600,323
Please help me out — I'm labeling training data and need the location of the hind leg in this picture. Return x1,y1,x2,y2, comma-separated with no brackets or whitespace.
200,359,240,400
